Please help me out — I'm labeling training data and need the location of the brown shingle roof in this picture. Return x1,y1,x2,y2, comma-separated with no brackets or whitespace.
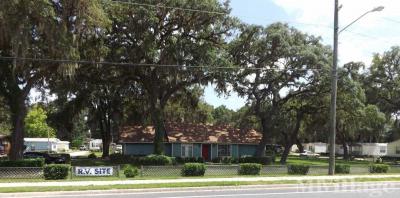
119,122,262,144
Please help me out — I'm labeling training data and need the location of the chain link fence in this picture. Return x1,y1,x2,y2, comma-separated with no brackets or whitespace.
1,165,400,182
0,167,43,179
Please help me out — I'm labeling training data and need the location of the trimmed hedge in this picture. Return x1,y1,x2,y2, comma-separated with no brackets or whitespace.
175,157,204,164
335,164,350,174
0,159,45,167
288,164,310,175
369,164,390,173
141,155,172,166
182,163,206,176
238,163,262,175
238,156,275,165
88,153,97,159
123,165,139,178
44,164,70,180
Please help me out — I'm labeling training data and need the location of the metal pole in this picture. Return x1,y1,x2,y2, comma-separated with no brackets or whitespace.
329,0,339,175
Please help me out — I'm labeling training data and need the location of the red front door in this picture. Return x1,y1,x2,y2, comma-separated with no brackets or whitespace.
202,144,210,161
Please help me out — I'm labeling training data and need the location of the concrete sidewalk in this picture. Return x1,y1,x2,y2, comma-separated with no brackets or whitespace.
1,174,400,188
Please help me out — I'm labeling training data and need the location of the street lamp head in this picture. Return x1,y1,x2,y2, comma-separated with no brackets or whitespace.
371,6,384,12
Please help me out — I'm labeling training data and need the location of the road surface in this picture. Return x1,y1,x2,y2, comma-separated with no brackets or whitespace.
1,182,399,198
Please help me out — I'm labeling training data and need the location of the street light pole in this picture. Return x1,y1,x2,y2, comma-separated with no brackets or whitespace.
328,1,384,175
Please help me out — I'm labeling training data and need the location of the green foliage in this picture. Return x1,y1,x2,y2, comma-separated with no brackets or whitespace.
123,165,139,178
287,164,310,175
0,97,11,135
182,163,206,177
239,156,275,165
212,105,235,125
43,164,70,180
141,155,172,166
0,159,45,167
238,163,262,175
24,105,56,138
369,164,390,173
335,164,350,174
88,153,97,159
175,157,204,164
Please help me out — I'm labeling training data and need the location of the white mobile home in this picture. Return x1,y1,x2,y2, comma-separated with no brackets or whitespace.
24,138,70,153
303,142,328,154
387,139,400,157
89,139,102,151
335,143,387,156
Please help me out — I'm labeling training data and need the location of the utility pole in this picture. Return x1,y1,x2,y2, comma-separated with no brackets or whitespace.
328,1,384,175
328,0,339,176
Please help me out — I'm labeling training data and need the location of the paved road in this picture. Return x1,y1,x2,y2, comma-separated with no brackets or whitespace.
2,182,399,198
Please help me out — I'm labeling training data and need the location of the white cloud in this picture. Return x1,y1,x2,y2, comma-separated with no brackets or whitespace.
272,0,400,65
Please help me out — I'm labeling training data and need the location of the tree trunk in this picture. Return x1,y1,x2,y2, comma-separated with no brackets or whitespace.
280,144,292,164
296,138,304,153
150,105,167,155
9,96,27,160
343,142,349,161
255,118,271,157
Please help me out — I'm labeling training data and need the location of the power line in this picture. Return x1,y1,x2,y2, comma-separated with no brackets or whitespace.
0,56,324,72
110,0,227,15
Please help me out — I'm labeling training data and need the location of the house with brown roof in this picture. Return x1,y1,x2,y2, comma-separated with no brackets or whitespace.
119,122,263,160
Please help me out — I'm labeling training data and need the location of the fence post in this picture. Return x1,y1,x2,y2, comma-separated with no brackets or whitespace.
70,166,73,180
117,165,120,178
140,165,143,177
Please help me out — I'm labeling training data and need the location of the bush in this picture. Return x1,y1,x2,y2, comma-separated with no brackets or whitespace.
288,164,310,175
141,155,172,166
221,157,234,164
123,165,139,178
182,163,206,176
0,159,45,167
369,164,390,173
212,157,221,163
335,164,350,174
88,153,97,159
238,163,262,175
44,164,70,180
239,156,275,165
175,157,204,164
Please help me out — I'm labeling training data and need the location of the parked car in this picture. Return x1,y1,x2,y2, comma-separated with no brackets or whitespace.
115,145,122,153
23,152,66,164
79,145,87,151
300,150,320,158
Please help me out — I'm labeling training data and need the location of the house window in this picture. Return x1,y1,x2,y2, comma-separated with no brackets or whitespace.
181,144,193,157
218,144,231,157
396,146,400,154
380,146,386,153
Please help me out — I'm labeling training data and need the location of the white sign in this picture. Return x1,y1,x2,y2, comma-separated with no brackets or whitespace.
75,167,114,176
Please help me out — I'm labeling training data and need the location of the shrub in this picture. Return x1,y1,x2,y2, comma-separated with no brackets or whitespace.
221,157,233,164
211,157,221,163
288,164,310,175
182,163,206,176
141,155,172,166
175,157,204,164
238,163,262,175
44,164,70,180
239,156,275,165
0,159,45,167
369,164,390,173
335,164,350,174
88,153,97,159
123,165,139,178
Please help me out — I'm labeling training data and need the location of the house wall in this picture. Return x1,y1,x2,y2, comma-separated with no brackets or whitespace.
193,144,201,157
361,144,387,156
387,140,400,157
238,144,257,157
211,144,217,159
24,141,57,152
231,144,239,158
123,143,173,156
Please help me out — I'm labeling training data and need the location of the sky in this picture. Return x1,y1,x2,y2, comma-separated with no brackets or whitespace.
203,0,400,110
